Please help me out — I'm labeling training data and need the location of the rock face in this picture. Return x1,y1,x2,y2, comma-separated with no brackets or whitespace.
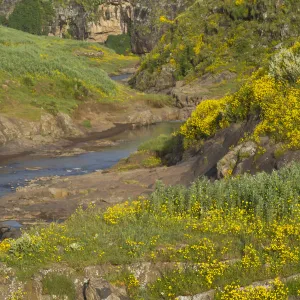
0,0,190,53
0,0,21,17
130,0,193,54
0,222,21,240
50,0,132,42
0,113,83,155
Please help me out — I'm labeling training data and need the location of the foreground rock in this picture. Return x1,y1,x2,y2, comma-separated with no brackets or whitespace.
0,222,21,240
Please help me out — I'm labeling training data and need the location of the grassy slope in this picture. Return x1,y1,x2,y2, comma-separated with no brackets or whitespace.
1,164,300,298
0,26,139,121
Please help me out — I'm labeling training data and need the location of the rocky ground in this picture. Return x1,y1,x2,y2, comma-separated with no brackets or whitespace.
0,156,196,224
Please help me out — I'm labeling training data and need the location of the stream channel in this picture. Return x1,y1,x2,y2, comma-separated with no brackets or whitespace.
0,122,181,198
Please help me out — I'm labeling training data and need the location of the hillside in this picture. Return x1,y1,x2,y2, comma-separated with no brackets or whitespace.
0,25,138,119
1,1,300,299
131,0,300,93
2,164,300,298
129,0,300,177
0,26,182,156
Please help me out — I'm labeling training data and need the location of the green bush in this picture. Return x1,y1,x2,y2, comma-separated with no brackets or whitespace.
105,34,132,55
0,15,7,25
8,0,43,35
269,46,300,83
8,0,54,35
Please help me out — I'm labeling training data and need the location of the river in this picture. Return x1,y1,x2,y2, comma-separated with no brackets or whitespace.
0,122,181,198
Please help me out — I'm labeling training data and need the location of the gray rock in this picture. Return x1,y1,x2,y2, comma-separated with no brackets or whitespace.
0,222,21,241
217,141,257,178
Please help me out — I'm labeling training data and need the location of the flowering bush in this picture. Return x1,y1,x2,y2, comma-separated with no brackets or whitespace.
180,48,300,150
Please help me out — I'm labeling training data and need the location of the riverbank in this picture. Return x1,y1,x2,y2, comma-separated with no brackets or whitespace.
0,122,185,222
0,156,195,225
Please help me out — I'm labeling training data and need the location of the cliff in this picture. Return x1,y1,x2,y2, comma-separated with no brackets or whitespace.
0,0,191,53
49,0,132,43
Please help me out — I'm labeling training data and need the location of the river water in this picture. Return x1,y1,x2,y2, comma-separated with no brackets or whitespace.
0,122,181,198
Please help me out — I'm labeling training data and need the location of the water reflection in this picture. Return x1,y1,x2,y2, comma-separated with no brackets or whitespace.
0,122,181,197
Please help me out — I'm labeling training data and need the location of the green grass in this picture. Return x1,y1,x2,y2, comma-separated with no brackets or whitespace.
0,26,139,120
138,134,176,153
105,34,132,55
81,119,92,128
2,163,300,274
42,273,76,299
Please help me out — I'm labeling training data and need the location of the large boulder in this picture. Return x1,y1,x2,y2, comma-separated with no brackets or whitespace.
0,221,21,241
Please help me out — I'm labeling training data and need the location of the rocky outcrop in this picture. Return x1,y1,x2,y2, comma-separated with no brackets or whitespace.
0,0,191,53
0,222,21,240
49,0,132,42
0,113,83,155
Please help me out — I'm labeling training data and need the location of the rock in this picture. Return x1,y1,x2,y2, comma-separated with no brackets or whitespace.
84,278,129,300
177,290,215,300
56,112,83,137
0,222,21,241
0,112,83,154
1,84,8,91
217,141,257,178
131,0,193,54
128,110,162,126
48,188,69,199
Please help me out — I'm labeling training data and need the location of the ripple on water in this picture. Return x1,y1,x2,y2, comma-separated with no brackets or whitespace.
0,122,181,198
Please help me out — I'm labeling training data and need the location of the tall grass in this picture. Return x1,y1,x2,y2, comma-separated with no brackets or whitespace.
0,26,115,94
0,26,139,119
151,162,300,221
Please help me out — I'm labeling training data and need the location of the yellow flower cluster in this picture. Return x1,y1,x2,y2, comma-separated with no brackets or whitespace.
103,198,149,225
179,98,228,144
220,278,288,299
180,71,300,149
0,240,11,254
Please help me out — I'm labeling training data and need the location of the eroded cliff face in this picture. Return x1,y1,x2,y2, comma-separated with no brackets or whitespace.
50,0,132,43
0,0,191,53
50,0,190,51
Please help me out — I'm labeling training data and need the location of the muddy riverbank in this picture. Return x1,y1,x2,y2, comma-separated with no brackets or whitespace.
0,122,184,223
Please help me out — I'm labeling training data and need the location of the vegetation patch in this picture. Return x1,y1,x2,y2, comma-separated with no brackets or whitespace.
105,34,132,55
0,26,138,120
136,0,300,83
1,164,300,298
179,43,300,150
42,273,76,299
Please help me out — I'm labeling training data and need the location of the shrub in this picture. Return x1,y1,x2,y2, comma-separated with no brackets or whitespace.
7,0,54,35
269,46,300,83
179,99,228,142
8,0,43,35
105,34,131,55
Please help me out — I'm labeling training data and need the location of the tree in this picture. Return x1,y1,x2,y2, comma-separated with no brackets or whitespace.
8,0,43,35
